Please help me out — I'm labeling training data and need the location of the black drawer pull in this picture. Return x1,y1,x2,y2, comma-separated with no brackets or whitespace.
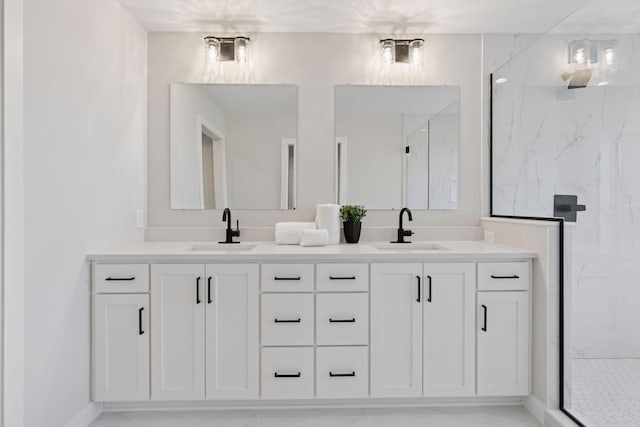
329,318,356,323
196,277,201,304
416,275,421,302
329,276,356,280
490,274,520,279
427,275,432,302
274,318,301,323
274,276,301,281
138,307,144,335
329,371,356,377
482,304,488,332
274,372,301,378
207,277,213,304
105,277,135,281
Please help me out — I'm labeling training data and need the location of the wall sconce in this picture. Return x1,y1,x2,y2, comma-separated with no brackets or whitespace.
204,36,250,64
380,38,425,66
601,41,617,68
568,39,599,65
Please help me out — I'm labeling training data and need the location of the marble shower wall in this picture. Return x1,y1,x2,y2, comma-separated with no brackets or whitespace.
493,34,640,358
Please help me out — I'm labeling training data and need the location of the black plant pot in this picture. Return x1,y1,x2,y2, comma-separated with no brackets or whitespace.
343,221,362,244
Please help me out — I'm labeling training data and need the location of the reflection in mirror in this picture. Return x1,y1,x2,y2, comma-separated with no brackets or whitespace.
335,85,459,210
170,84,298,210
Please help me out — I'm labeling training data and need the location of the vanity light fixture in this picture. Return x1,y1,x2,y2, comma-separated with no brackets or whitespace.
601,40,617,69
204,36,250,64
380,38,425,66
568,39,599,65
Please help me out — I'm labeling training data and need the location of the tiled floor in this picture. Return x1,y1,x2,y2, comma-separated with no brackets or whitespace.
91,406,541,427
570,358,640,427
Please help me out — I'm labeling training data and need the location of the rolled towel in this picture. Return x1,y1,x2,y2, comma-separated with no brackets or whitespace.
300,229,329,247
274,222,316,245
316,204,341,244
275,230,303,245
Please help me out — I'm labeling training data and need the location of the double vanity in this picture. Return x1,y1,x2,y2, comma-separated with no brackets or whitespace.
89,240,534,407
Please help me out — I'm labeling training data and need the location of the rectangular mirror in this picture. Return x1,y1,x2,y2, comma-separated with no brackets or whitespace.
170,84,298,210
335,85,459,210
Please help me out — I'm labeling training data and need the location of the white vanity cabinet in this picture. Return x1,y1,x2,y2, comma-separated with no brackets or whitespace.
90,245,533,407
150,263,259,401
92,264,150,402
422,263,475,397
370,262,477,398
151,264,206,400
370,263,423,397
476,262,531,396
93,293,149,401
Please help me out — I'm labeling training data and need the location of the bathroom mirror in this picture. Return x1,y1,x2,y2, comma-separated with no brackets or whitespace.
335,85,459,210
170,84,298,210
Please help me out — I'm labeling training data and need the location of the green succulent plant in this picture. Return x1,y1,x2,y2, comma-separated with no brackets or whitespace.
340,205,367,222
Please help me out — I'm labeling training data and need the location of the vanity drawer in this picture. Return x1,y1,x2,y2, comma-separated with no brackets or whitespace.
478,262,530,291
261,294,314,346
262,264,314,292
261,347,314,399
316,294,368,345
93,264,149,293
316,347,368,398
317,263,369,292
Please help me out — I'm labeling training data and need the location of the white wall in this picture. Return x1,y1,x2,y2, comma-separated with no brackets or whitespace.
22,0,147,426
147,33,482,237
3,0,24,425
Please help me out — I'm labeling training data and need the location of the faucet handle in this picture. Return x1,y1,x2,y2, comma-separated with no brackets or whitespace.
234,220,241,237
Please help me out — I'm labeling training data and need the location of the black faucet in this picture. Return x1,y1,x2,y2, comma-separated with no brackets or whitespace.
391,207,413,244
219,208,240,244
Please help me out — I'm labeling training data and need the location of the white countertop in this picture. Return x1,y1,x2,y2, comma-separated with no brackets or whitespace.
86,240,537,263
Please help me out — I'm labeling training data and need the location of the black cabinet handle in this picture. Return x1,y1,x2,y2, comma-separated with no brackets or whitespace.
274,318,301,323
329,276,356,280
482,304,488,332
105,277,135,281
427,275,432,303
416,275,421,302
138,307,144,335
329,318,356,323
329,371,356,377
274,276,301,281
207,277,212,304
274,372,301,378
196,277,201,304
490,274,520,279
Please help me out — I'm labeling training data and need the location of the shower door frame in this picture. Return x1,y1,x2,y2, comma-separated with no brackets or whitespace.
488,75,585,427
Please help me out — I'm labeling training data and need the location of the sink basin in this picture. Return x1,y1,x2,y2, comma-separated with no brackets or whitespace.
187,243,257,252
373,242,448,251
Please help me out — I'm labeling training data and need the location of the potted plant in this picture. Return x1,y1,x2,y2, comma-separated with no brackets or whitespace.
340,205,367,244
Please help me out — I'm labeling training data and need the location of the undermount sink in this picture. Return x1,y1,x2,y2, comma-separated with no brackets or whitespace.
373,242,448,251
187,243,257,252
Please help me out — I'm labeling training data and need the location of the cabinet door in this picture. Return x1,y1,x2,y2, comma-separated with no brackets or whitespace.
151,264,206,400
423,263,475,397
371,263,423,397
205,264,259,399
94,294,149,401
477,292,529,396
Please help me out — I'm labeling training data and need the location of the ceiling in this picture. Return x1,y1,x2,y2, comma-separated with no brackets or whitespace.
119,0,596,33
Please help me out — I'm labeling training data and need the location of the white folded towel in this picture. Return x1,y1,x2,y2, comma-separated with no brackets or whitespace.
300,229,329,247
275,222,316,245
316,204,341,245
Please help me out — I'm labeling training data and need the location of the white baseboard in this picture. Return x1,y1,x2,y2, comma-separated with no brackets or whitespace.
66,402,103,427
103,397,523,412
545,409,581,427
522,395,546,425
